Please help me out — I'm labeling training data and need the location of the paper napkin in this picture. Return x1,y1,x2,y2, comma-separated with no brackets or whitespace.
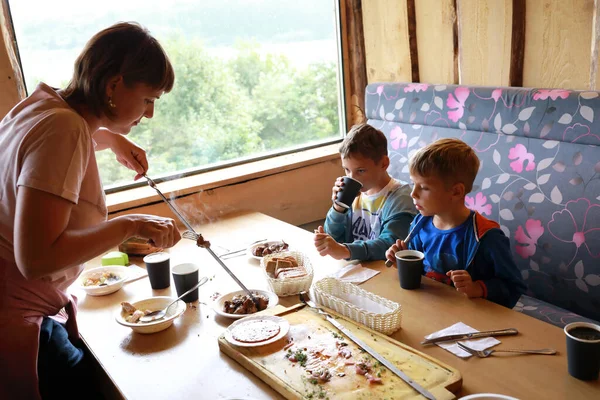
329,263,380,284
124,263,148,284
424,322,501,358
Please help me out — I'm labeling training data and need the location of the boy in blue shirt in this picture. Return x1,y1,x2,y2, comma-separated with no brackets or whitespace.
314,123,416,261
385,138,526,308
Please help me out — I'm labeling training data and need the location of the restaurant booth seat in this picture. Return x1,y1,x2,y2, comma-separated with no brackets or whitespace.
364,82,600,327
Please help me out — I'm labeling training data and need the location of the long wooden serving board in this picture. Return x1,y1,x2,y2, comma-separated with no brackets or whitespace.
218,304,462,399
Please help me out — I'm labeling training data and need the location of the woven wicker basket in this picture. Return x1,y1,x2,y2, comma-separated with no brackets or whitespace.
313,278,402,335
261,251,314,297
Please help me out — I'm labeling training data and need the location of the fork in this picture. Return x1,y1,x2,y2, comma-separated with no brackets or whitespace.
457,342,557,357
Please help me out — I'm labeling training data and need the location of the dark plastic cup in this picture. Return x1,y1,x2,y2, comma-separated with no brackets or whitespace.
395,250,424,290
564,322,600,380
143,252,171,290
172,263,200,303
334,176,363,210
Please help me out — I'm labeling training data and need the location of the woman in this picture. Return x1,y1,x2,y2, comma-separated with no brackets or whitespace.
0,22,182,399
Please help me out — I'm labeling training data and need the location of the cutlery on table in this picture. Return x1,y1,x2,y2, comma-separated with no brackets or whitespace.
218,239,268,258
142,174,261,309
457,342,557,358
139,277,209,323
298,292,436,400
421,328,519,345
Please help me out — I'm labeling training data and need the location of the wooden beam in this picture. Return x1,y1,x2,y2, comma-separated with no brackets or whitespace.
591,0,600,89
406,0,420,82
0,0,25,117
510,0,526,87
455,0,463,84
341,0,368,125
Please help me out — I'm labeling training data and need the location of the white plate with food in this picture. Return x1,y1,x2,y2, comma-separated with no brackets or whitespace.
246,240,290,260
78,266,129,296
224,315,289,347
116,296,186,334
213,289,279,319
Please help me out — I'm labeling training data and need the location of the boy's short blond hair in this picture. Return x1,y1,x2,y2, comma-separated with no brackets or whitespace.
409,138,479,193
339,123,388,163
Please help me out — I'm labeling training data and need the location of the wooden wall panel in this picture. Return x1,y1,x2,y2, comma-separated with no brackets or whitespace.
457,0,513,86
592,0,600,89
414,0,457,84
362,0,412,83
523,0,594,89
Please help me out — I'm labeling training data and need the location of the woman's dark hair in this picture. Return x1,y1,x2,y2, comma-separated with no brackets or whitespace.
62,22,174,117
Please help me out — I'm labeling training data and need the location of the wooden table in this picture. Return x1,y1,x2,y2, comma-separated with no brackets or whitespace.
73,211,600,399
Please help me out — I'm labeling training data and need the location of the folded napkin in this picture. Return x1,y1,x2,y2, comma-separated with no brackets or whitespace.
425,322,501,358
124,263,148,284
329,263,380,284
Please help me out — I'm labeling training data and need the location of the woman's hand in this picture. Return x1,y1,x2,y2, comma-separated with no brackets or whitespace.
126,214,182,249
94,129,148,180
109,134,149,181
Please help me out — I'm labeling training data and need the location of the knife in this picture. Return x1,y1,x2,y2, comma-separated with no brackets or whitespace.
317,311,436,399
421,328,518,345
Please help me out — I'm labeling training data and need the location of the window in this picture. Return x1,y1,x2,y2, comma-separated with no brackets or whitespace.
8,0,344,190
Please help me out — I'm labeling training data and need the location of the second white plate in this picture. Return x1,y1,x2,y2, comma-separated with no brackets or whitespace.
212,289,279,319
224,315,290,347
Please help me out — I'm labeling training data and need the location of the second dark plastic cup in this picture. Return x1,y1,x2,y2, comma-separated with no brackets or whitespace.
143,252,171,290
395,250,424,290
335,176,363,210
564,322,600,380
172,263,200,303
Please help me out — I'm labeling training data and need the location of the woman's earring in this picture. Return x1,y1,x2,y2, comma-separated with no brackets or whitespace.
108,97,116,108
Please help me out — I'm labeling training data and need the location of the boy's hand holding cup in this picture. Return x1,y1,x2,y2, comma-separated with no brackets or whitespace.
333,176,362,213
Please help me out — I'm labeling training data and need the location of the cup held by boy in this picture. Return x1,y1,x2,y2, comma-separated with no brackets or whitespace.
385,138,527,308
313,123,417,262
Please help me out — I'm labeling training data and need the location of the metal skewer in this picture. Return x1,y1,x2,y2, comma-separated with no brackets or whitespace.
143,175,261,308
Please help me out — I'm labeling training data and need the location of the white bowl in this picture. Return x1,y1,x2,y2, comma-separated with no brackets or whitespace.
115,296,186,334
78,266,128,296
213,289,279,319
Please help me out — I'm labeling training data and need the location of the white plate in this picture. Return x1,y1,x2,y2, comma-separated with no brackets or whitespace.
115,296,186,334
224,315,290,347
459,394,519,400
213,289,279,319
246,240,290,260
78,266,129,296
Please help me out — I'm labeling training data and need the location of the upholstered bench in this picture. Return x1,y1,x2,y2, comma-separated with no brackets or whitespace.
365,82,600,328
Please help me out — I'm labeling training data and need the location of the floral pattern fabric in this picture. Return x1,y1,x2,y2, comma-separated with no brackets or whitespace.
366,83,600,324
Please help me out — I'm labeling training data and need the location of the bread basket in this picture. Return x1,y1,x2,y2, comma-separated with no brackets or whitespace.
261,251,314,296
313,277,402,335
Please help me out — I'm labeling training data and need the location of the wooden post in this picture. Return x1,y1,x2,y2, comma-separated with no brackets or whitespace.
0,0,26,117
406,0,420,83
510,0,526,87
341,0,368,126
591,0,600,89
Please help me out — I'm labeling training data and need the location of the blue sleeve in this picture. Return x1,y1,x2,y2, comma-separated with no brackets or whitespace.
475,230,527,308
324,205,350,243
345,190,416,261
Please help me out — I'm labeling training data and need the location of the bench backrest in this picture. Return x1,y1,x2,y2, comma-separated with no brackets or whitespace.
365,83,600,321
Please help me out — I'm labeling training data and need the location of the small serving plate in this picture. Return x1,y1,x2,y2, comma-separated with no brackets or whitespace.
116,296,186,334
78,266,129,296
213,289,279,319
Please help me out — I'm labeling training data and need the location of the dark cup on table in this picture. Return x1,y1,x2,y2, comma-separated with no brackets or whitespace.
564,322,600,380
334,177,363,210
395,250,424,290
143,252,171,290
172,263,200,303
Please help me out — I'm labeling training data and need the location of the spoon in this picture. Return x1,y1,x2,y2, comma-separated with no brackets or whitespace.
139,276,209,323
